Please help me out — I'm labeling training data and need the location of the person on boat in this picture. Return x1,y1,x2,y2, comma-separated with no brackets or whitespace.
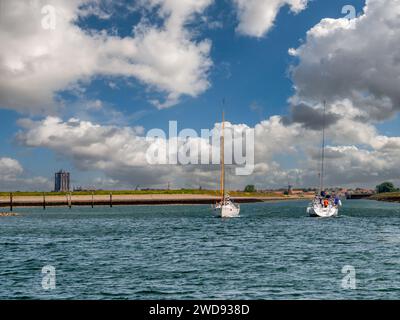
318,190,325,206
323,199,329,208
334,195,340,207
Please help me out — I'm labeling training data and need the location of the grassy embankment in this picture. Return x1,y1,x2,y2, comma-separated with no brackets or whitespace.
0,189,288,198
369,192,400,203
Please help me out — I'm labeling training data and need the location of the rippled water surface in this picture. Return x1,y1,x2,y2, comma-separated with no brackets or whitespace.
1,200,399,299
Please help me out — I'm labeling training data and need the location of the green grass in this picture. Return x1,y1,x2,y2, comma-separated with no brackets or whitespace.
0,189,286,197
370,192,400,201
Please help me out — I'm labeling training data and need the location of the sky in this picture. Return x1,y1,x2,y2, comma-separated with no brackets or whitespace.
0,0,400,191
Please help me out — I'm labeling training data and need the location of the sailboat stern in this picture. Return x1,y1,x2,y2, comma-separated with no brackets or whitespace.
307,203,338,218
220,202,240,218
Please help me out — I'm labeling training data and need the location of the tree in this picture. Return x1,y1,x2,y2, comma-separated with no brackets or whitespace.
244,185,256,193
376,182,398,194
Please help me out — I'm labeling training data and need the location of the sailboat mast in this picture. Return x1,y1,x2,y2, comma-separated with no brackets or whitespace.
320,101,326,193
220,111,225,203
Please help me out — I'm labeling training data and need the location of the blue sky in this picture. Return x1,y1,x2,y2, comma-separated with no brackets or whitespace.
1,0,399,190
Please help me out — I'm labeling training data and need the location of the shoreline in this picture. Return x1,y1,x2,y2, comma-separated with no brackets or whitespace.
0,194,313,209
368,192,400,203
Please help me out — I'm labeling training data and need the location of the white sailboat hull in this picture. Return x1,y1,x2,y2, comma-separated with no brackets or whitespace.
220,203,240,218
214,200,240,218
307,203,338,218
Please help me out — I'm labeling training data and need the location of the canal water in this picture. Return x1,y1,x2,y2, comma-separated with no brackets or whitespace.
0,199,399,299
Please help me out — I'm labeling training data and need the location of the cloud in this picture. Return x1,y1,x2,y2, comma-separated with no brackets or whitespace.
233,0,308,37
16,116,183,187
15,116,252,187
15,111,400,189
5,0,400,190
0,158,23,179
0,157,50,191
290,0,400,121
281,103,340,130
316,145,400,186
270,0,400,188
0,0,212,113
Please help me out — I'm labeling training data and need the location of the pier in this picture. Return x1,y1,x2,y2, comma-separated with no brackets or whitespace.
0,193,310,209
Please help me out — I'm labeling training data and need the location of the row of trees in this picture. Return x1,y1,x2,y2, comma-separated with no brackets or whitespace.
244,182,399,194
244,185,256,193
376,182,399,194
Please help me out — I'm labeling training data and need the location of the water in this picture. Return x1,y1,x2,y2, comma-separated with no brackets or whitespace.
0,200,399,300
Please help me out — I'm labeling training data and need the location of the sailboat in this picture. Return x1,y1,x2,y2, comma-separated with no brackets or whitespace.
214,112,240,218
307,101,341,218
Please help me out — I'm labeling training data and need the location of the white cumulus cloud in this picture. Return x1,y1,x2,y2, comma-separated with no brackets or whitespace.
0,0,213,113
15,110,400,189
233,0,308,37
290,0,400,121
0,157,50,191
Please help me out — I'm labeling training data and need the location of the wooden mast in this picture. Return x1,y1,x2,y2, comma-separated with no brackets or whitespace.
220,111,225,203
320,100,326,194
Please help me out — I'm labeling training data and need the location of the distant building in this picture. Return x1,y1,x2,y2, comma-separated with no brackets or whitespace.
54,170,70,192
